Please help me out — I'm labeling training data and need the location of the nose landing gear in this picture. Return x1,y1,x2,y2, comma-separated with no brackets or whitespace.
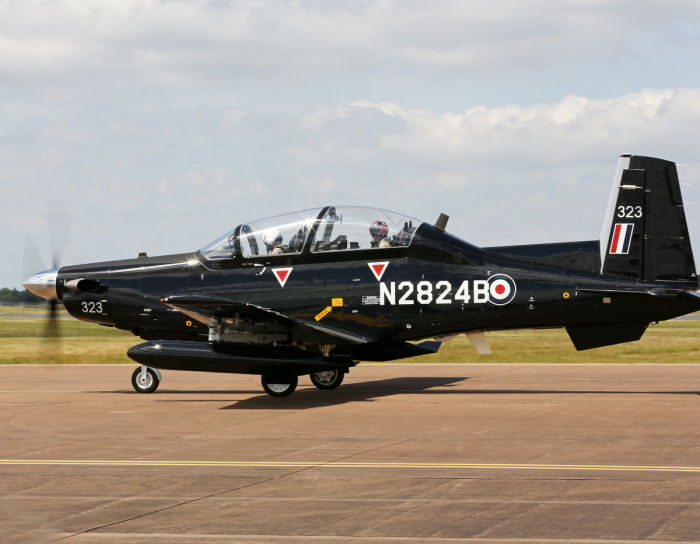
261,374,298,397
131,366,161,393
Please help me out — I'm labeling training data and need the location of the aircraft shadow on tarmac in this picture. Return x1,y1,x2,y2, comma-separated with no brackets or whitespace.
220,376,468,409
218,382,700,410
97,375,699,410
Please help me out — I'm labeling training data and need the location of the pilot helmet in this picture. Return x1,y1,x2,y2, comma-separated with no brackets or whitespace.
370,220,389,240
262,228,283,247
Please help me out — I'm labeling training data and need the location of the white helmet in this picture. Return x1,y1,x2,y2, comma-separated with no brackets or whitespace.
262,228,282,247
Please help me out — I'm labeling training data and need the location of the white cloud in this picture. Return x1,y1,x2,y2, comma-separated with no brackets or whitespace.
311,89,700,164
2,0,700,85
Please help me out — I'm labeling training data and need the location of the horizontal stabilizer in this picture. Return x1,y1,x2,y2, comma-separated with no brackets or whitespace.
566,322,649,350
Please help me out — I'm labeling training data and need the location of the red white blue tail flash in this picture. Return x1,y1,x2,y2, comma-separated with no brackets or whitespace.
609,223,634,255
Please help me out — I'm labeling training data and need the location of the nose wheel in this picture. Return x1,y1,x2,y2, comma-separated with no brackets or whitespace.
310,368,344,390
131,366,161,393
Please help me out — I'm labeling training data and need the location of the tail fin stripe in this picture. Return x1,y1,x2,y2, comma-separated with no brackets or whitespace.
610,224,622,253
609,223,635,254
622,224,634,253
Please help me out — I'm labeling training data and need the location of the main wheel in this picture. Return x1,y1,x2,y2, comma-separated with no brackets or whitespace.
131,366,160,393
261,374,298,397
310,369,344,390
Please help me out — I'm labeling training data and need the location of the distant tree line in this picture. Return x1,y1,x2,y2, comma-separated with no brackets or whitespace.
0,288,42,304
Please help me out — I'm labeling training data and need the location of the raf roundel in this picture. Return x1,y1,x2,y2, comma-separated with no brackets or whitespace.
487,274,517,306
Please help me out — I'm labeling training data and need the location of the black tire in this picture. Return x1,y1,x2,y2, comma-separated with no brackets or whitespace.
261,374,298,397
131,366,160,393
310,369,344,390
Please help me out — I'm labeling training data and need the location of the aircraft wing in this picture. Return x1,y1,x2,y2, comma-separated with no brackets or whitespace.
163,294,372,345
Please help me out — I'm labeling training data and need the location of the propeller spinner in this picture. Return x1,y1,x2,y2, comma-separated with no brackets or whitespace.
23,268,59,301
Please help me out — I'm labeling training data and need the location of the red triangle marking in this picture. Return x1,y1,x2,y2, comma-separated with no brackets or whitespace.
368,261,389,281
272,267,293,287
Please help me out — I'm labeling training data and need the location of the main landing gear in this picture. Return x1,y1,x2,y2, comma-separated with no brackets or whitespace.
260,369,345,397
309,369,344,390
261,374,299,397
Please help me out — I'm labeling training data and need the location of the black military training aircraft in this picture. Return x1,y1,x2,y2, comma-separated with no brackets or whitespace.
24,155,700,397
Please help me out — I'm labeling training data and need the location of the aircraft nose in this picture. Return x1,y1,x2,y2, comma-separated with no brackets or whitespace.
23,269,59,301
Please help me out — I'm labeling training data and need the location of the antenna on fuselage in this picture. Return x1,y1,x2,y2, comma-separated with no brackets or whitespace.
434,213,449,232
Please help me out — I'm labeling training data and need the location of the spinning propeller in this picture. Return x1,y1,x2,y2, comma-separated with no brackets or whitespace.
22,211,72,343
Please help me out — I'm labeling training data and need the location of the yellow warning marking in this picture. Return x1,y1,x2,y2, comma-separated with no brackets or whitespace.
331,298,344,307
1,459,700,473
314,306,332,321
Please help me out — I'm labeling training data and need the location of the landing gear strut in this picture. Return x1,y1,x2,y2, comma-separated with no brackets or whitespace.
131,366,161,393
261,374,298,397
310,369,344,390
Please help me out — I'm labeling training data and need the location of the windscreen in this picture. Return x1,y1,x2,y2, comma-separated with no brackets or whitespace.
200,208,324,260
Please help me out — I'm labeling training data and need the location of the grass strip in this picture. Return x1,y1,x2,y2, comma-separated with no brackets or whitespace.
1,308,698,365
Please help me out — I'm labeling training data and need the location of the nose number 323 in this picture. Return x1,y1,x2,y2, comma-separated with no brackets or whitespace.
81,301,104,314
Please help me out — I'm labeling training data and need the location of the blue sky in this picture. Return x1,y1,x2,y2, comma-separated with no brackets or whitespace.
3,1,700,287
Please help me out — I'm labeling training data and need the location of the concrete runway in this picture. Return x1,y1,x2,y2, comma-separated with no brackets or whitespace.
1,363,700,543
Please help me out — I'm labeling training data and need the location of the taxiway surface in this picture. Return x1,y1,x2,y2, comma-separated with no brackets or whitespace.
1,363,700,543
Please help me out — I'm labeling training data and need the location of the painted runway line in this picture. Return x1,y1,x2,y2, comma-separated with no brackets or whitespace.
2,459,700,473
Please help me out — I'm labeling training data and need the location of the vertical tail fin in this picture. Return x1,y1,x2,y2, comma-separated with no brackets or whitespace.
600,155,696,284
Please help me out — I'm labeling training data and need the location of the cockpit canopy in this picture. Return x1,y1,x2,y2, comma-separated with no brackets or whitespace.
200,206,423,260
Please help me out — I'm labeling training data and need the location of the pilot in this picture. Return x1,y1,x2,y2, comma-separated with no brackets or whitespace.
288,227,306,253
262,229,284,254
391,220,414,246
370,220,389,248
